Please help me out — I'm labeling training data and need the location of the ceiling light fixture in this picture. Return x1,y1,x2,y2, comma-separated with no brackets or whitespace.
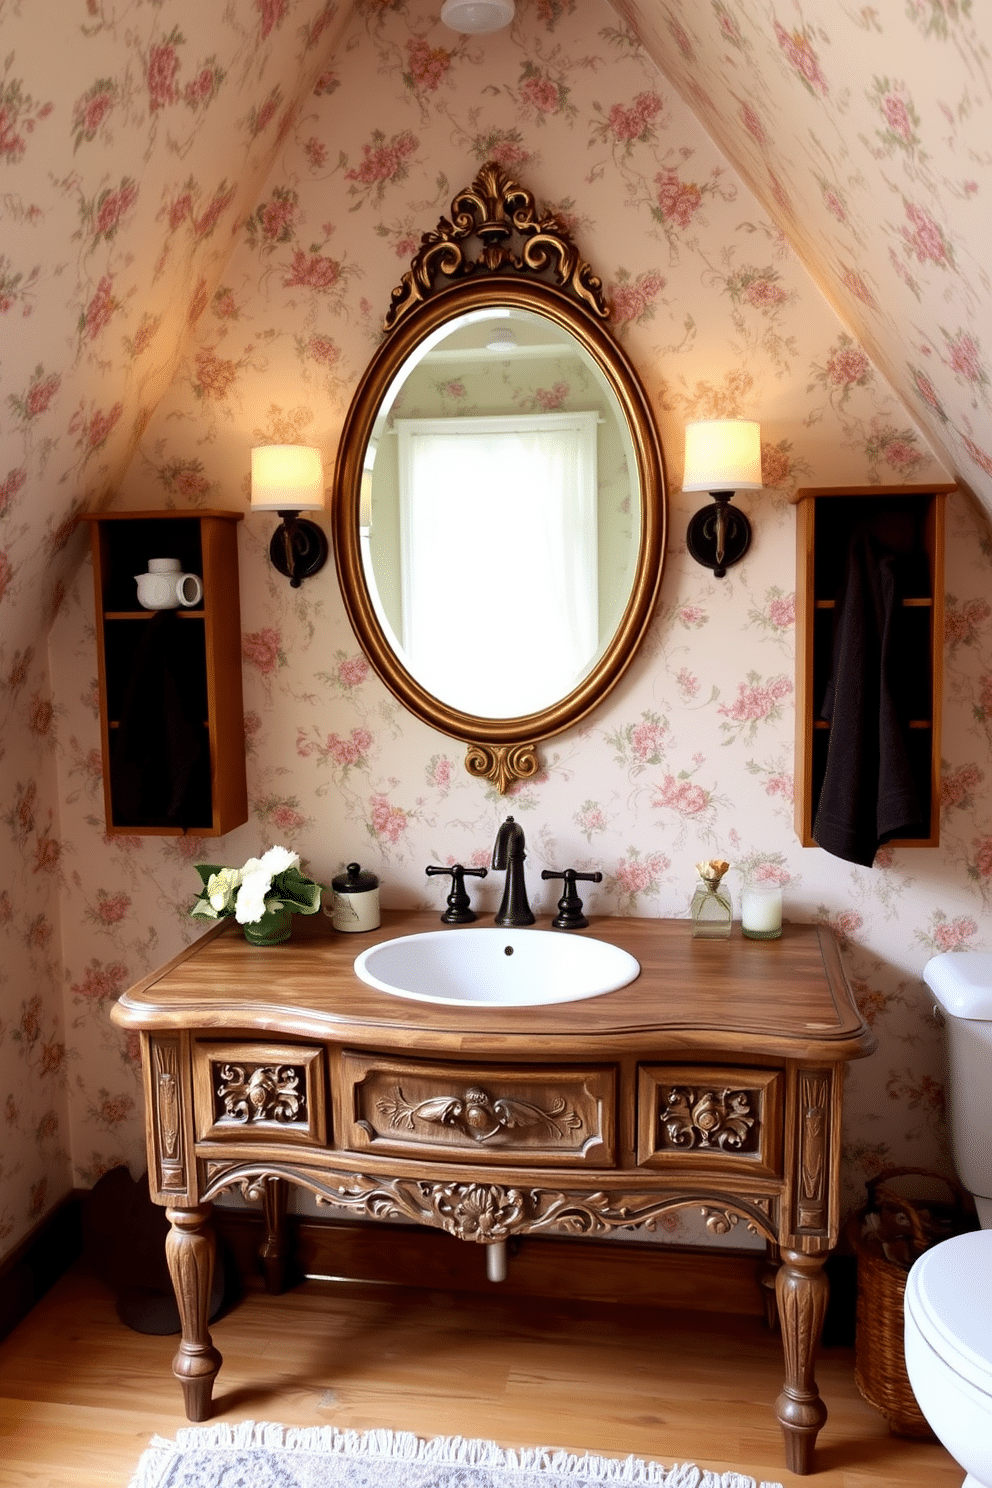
486,327,517,353
440,0,514,34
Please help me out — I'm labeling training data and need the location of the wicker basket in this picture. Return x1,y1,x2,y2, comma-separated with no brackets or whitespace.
849,1165,978,1438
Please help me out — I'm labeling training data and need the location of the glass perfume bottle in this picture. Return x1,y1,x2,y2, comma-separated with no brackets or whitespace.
691,858,732,938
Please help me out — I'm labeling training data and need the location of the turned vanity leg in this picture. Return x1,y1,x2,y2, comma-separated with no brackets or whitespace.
774,1246,829,1475
165,1203,222,1421
260,1175,290,1294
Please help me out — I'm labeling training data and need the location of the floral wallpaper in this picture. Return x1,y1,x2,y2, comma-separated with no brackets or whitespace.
0,0,352,1256
5,0,992,1264
618,0,992,515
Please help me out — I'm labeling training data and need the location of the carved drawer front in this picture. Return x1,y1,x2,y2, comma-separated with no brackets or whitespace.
338,1050,616,1166
192,1041,327,1147
637,1065,783,1177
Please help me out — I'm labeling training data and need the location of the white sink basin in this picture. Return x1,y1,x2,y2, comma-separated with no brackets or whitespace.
354,928,640,1007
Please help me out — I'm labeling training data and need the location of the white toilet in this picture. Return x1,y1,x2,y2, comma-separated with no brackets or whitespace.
901,952,992,1486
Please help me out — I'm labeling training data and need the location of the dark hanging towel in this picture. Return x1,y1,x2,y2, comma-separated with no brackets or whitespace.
813,515,926,866
111,610,206,828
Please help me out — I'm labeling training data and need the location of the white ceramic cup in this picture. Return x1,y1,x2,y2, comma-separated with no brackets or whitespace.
135,558,204,610
741,884,783,939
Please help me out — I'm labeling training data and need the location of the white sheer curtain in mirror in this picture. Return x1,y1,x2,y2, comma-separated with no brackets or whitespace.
396,412,598,717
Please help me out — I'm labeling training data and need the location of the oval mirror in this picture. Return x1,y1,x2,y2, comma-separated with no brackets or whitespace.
332,164,667,792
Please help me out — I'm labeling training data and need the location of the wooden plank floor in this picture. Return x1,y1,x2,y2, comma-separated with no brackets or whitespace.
0,1264,961,1488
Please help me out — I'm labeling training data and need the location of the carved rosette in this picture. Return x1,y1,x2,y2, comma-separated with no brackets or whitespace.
384,162,610,333
200,1163,779,1246
464,741,539,794
215,1064,305,1126
375,1085,583,1145
154,1040,185,1190
660,1086,758,1153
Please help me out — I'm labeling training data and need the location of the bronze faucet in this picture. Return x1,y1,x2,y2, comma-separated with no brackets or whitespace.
491,815,535,927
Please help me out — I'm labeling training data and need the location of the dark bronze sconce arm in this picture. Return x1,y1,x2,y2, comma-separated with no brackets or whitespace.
269,510,329,588
686,491,752,579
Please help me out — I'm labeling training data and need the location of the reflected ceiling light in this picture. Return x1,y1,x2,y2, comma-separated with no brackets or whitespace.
682,419,762,579
486,327,517,353
440,0,514,34
250,444,328,588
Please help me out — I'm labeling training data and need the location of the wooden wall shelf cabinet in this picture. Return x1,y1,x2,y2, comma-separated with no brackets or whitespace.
792,484,953,853
82,510,248,837
112,909,876,1476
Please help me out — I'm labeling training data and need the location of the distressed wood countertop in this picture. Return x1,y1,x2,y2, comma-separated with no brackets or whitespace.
113,909,875,1065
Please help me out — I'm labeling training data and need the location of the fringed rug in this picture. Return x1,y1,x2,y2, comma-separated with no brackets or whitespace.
127,1421,783,1488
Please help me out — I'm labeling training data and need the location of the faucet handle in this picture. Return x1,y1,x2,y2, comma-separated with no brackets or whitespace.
541,868,603,930
426,863,488,924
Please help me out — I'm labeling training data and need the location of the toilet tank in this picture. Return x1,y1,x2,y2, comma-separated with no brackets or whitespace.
923,953,992,1216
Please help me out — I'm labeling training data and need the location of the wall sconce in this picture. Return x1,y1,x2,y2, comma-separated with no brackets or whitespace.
250,445,328,588
682,419,762,579
440,0,514,33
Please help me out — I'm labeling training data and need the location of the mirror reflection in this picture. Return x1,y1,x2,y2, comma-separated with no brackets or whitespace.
360,307,641,718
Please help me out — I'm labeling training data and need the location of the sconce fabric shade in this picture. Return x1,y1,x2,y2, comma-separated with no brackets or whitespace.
440,0,514,33
682,419,763,492
250,445,325,512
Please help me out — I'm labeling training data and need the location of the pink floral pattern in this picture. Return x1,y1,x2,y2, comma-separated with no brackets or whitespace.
901,200,954,268
652,774,710,815
345,128,418,203
147,34,183,112
654,168,704,229
2,0,991,1265
0,73,53,163
609,268,667,328
406,39,452,93
718,673,793,740
71,82,116,150
774,20,828,98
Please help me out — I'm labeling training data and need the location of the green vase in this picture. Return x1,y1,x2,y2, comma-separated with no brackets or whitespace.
242,907,293,945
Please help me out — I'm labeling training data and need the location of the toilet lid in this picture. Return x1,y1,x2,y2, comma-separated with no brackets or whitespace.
906,1231,992,1395
923,951,992,1019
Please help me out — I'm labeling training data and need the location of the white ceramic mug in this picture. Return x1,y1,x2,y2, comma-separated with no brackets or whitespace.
135,558,204,610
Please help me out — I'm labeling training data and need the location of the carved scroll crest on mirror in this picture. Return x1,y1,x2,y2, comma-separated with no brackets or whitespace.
331,163,667,792
383,161,611,331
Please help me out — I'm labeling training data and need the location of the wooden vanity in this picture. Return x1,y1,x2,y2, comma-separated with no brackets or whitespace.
113,910,874,1474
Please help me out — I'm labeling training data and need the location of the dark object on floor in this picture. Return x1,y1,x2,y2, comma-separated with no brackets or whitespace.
82,1165,231,1335
821,1252,857,1347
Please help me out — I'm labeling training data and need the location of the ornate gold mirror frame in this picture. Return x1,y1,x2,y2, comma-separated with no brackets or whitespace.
331,163,667,792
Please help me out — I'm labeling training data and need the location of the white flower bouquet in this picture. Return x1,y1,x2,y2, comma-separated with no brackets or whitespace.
190,845,323,933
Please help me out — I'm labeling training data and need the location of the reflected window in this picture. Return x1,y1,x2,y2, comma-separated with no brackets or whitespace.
395,412,598,717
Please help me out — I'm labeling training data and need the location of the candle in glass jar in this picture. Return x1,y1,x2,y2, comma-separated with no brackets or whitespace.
741,884,782,939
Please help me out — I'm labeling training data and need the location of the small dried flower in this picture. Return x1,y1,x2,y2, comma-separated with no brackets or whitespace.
695,858,730,886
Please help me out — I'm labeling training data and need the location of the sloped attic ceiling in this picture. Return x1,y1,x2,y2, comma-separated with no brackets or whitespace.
615,0,992,520
3,0,988,689
0,1,353,669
